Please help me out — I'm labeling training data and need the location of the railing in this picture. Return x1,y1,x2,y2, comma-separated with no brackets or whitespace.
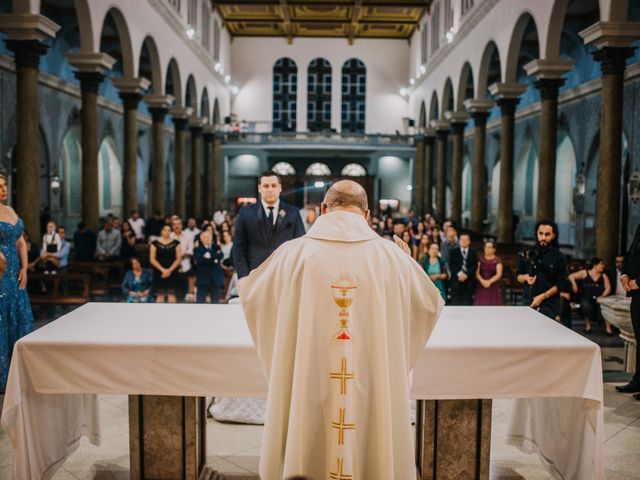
222,132,415,146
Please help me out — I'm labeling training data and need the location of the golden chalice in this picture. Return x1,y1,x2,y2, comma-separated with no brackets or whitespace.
331,281,357,341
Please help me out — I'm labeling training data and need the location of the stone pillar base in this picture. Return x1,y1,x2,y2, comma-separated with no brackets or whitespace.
129,395,207,480
417,399,491,480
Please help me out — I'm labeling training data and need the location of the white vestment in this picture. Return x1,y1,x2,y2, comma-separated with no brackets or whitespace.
238,210,444,480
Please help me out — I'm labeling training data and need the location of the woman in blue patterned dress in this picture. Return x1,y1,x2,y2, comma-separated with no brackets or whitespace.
0,173,34,392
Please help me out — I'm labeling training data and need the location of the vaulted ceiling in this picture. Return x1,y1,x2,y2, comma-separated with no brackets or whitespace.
212,1,432,43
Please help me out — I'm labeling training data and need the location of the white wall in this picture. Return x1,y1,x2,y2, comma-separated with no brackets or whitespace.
230,37,410,134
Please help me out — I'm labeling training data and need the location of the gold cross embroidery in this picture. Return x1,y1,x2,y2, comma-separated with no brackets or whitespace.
329,457,353,480
330,357,355,395
331,407,355,445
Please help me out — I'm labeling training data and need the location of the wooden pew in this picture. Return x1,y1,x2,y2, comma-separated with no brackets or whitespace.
28,273,91,305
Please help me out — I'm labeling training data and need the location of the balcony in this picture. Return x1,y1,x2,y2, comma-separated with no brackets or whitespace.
221,132,415,150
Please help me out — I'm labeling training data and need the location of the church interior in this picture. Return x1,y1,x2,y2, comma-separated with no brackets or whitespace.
1,0,640,479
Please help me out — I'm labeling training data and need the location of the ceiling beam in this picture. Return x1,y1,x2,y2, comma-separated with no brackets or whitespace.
223,17,417,25
279,0,294,44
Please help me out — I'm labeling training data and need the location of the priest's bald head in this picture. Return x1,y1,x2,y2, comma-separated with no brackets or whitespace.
321,180,370,220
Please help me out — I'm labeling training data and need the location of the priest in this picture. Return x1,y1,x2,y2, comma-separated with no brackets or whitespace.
238,180,444,480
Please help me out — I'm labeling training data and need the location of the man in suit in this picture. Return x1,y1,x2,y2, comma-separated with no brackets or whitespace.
448,233,478,305
193,229,224,303
616,225,640,397
234,170,305,278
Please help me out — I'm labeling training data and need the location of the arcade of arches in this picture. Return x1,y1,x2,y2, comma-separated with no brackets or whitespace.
0,0,639,267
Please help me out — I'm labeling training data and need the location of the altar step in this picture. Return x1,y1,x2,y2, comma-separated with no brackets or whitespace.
200,469,257,480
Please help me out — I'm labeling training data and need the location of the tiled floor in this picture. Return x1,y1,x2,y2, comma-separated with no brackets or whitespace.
1,309,638,479
1,380,639,479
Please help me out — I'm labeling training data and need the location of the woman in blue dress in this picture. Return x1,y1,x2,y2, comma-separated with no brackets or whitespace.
0,173,34,392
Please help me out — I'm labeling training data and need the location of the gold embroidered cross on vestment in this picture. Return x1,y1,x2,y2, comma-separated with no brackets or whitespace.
331,407,355,445
330,357,355,395
329,457,353,480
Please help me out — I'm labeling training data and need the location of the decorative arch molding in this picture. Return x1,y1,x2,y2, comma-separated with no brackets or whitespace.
477,41,501,100
98,7,135,78
139,35,162,94
505,12,540,83
73,0,94,52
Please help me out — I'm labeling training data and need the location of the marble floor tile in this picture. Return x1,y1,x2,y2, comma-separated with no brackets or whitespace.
206,419,263,457
206,455,254,474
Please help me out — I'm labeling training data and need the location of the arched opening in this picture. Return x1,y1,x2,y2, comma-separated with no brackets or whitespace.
139,36,161,94
60,126,82,231
212,98,220,128
507,13,540,105
555,131,577,245
39,0,83,82
428,91,439,122
514,139,538,240
442,78,454,115
99,8,133,78
457,62,474,110
462,149,472,227
165,140,175,213
305,162,332,176
478,41,501,100
490,159,500,224
98,137,123,218
341,163,367,177
341,58,366,133
558,0,601,90
307,57,332,132
273,57,297,132
418,102,427,130
165,58,182,106
271,161,296,176
200,88,210,120
185,75,197,115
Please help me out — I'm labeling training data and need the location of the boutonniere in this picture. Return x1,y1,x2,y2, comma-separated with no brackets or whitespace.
278,209,286,219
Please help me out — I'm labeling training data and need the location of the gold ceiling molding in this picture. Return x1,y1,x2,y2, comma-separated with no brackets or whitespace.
212,1,432,43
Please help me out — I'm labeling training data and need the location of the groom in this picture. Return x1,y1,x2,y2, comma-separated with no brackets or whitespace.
234,170,305,278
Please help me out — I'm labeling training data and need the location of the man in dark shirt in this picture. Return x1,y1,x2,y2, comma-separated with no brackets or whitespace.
145,210,165,239
448,233,478,305
516,220,567,320
73,222,96,262
616,225,640,396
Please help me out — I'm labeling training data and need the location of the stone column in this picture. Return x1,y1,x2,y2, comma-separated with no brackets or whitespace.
203,126,215,218
171,107,193,219
580,22,640,265
0,15,59,237
464,99,494,235
67,53,116,232
212,133,224,208
189,118,207,220
431,120,450,223
445,112,469,228
114,78,149,219
424,130,435,216
414,135,426,216
580,21,640,264
525,60,575,223
145,95,175,216
489,83,527,244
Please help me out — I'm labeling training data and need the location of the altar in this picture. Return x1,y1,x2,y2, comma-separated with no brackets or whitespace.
1,304,604,479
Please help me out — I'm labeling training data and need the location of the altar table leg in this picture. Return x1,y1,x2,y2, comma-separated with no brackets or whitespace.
416,399,491,480
129,395,207,480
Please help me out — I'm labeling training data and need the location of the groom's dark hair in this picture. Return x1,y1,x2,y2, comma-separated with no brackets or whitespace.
258,170,281,184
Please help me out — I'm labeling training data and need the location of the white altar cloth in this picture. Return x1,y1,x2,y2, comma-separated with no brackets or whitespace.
1,304,604,479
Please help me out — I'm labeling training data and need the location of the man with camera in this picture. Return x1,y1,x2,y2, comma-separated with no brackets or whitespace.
516,220,567,320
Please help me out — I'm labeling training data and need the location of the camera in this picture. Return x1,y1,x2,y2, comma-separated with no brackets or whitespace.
518,248,540,276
